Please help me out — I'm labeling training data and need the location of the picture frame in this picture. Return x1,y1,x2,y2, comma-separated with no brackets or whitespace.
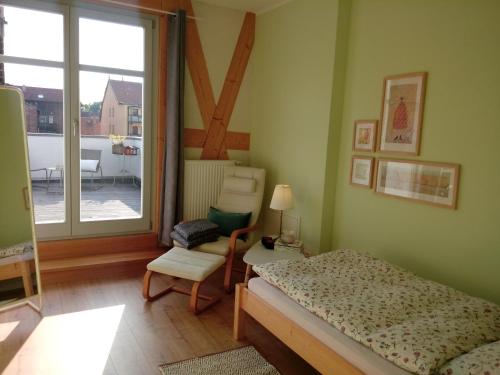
353,120,377,152
374,159,460,209
350,156,374,188
378,72,427,155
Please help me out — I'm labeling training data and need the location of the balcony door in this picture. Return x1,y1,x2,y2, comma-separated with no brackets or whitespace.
71,8,152,236
0,1,154,238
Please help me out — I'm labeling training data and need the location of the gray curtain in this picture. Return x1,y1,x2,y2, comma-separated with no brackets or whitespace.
160,10,186,246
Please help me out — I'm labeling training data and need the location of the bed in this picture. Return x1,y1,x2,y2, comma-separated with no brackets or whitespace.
0,242,34,298
233,249,500,375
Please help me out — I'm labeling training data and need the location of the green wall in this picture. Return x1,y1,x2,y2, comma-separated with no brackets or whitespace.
332,0,500,304
249,0,500,304
249,0,340,251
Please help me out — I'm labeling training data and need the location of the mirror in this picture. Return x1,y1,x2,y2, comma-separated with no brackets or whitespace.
0,87,42,312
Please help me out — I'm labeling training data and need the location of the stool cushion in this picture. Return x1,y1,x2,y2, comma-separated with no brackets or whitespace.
147,247,226,282
174,235,248,256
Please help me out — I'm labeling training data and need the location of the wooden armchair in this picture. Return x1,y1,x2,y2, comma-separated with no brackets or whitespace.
175,166,266,292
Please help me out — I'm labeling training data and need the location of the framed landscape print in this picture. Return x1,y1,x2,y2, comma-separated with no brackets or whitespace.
350,156,374,188
353,120,377,152
378,72,427,155
375,159,460,209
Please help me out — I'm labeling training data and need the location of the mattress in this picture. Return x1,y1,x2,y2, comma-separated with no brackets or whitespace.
248,277,411,375
253,249,500,375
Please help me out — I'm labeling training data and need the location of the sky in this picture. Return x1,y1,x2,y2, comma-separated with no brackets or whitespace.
2,5,144,104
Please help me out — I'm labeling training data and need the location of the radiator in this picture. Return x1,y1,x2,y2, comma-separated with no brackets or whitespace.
183,159,237,221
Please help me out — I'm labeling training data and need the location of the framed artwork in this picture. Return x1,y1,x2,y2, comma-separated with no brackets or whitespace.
378,72,427,155
353,120,377,152
350,156,374,188
375,159,460,209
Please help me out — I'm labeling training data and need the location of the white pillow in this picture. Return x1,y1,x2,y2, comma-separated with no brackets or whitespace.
439,340,500,375
81,159,99,172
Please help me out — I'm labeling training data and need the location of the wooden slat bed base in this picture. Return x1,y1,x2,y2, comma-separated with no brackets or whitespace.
233,283,364,375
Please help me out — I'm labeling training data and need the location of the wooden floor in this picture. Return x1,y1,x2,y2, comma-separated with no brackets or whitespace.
32,182,141,223
0,269,318,375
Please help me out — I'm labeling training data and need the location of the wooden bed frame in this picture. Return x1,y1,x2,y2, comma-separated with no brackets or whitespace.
233,283,364,375
0,255,35,298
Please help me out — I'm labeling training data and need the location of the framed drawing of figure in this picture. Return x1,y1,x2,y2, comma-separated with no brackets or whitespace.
378,72,427,155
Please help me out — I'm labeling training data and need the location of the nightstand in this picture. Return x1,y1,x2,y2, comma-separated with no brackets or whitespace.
243,241,304,283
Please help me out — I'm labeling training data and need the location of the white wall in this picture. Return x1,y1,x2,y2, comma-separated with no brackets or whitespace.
27,134,142,180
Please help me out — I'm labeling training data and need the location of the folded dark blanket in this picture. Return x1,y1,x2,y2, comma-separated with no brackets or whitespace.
170,230,219,249
173,219,220,242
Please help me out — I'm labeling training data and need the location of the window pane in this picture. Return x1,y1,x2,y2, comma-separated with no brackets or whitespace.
79,71,143,221
79,18,144,71
1,6,63,62
4,63,66,224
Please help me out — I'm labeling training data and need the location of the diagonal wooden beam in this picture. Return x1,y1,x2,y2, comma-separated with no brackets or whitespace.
184,128,206,148
183,0,216,130
201,12,255,160
184,128,250,151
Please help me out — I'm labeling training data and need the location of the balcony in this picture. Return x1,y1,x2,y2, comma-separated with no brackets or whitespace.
128,115,142,123
28,133,143,223
37,123,59,134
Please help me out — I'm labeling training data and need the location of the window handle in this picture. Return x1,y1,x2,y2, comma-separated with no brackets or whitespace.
73,118,79,137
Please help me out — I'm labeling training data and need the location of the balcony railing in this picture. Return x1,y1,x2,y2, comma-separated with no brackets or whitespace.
27,133,143,181
128,115,142,123
38,123,59,133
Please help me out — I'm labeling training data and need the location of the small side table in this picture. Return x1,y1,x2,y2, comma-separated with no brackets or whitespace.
243,241,304,283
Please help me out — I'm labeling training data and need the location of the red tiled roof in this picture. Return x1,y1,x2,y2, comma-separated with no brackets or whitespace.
14,85,63,103
109,80,142,106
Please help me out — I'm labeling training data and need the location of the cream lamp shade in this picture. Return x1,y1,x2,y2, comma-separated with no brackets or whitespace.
270,185,293,210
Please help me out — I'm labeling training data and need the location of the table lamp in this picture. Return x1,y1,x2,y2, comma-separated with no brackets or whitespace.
270,184,293,240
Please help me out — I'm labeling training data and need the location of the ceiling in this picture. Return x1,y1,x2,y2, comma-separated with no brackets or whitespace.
197,0,292,14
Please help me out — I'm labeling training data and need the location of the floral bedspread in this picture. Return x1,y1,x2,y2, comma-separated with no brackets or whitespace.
253,249,500,375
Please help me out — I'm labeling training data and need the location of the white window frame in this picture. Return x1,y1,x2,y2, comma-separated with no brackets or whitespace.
0,0,156,239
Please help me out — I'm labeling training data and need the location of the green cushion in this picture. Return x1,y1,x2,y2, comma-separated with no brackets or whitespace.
207,207,251,239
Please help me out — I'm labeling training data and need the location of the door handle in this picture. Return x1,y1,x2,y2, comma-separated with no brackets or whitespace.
22,187,30,210
73,118,79,137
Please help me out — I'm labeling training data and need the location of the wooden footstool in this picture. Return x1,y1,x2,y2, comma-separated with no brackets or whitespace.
142,247,225,314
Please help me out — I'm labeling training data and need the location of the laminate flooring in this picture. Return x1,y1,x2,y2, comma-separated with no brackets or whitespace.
0,269,318,374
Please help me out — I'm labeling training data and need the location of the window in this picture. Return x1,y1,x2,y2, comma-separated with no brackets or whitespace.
0,1,155,238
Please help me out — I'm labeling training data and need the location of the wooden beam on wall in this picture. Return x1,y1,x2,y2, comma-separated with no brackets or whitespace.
180,1,252,156
201,12,255,159
224,131,250,151
184,128,207,148
184,129,250,151
183,0,216,130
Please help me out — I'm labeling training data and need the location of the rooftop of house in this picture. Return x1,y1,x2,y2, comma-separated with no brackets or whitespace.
14,85,63,103
108,80,142,107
